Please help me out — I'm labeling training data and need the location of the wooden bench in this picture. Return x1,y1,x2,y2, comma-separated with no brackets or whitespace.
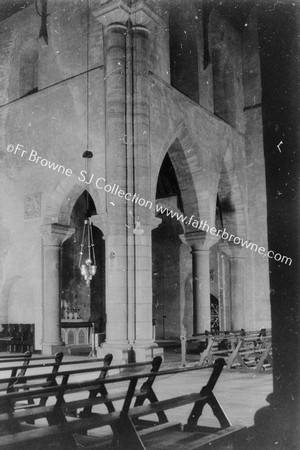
225,334,272,372
0,355,164,418
0,352,64,395
181,331,239,366
0,355,163,447
182,330,272,372
0,351,33,385
0,357,244,449
0,354,116,409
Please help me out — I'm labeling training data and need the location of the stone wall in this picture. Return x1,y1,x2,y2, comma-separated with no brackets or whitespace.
0,0,271,353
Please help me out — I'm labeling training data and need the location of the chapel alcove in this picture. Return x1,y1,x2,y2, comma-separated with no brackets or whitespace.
61,191,105,343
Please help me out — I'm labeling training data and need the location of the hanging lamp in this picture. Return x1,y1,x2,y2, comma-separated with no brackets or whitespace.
79,152,97,286
78,1,96,286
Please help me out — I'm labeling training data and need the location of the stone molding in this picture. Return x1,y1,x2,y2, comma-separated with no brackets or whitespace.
150,216,162,231
91,0,163,31
228,242,246,259
180,231,220,251
40,224,75,246
91,213,108,237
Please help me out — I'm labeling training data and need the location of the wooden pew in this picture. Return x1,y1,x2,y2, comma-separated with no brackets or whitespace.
225,335,272,372
0,357,244,449
0,352,64,395
0,351,33,385
0,352,64,415
0,355,163,418
0,355,163,448
0,354,115,407
182,329,272,372
181,332,236,366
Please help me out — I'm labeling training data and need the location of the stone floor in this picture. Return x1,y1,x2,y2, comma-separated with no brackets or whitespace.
161,347,272,428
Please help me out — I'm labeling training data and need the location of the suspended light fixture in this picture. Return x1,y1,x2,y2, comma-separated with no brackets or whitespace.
78,153,97,286
78,1,96,286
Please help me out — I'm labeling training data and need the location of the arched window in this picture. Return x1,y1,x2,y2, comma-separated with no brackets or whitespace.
19,44,38,98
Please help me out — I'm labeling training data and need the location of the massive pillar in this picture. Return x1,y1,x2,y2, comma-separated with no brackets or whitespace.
130,24,156,359
245,3,300,448
40,224,74,355
93,3,164,362
181,231,219,334
102,22,129,356
229,245,245,330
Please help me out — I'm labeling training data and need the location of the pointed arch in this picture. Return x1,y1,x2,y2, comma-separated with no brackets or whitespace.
152,121,212,224
43,177,107,233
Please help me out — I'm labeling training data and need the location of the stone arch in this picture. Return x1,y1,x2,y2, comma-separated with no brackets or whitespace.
61,189,106,324
152,121,211,225
44,177,106,233
216,148,247,238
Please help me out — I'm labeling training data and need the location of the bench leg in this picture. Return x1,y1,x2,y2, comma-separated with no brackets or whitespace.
113,411,145,450
207,392,231,428
185,391,231,432
255,342,272,372
133,388,168,427
79,384,116,418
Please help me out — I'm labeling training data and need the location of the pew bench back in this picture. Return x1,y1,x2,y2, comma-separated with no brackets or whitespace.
0,357,245,449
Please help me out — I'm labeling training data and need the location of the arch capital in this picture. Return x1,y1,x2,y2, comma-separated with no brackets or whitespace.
180,230,220,252
40,224,75,247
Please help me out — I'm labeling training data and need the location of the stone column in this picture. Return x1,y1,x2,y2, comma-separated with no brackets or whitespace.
40,224,74,355
93,4,165,363
0,222,11,324
218,243,231,330
180,231,219,334
103,22,128,349
131,25,153,353
229,245,245,330
249,4,300,448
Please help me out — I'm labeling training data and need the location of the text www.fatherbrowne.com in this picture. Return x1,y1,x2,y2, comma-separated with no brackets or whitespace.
156,203,292,266
6,143,292,266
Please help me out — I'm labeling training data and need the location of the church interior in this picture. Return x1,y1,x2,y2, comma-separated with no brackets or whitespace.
0,0,298,448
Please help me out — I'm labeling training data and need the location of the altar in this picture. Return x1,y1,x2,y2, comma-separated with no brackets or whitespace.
61,320,92,346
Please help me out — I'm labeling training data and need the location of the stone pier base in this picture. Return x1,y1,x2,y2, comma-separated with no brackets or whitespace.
97,342,164,364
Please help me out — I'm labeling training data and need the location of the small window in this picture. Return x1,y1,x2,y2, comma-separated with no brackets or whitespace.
19,45,38,98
